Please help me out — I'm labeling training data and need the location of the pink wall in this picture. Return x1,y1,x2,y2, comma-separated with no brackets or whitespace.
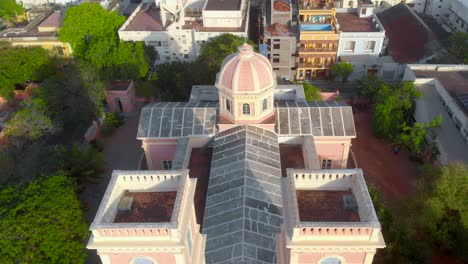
105,253,176,264
105,81,136,113
145,139,178,170
298,252,366,264
314,139,349,169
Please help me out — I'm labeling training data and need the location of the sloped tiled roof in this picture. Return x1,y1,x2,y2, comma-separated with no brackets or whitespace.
274,101,356,137
203,125,283,263
137,102,218,139
376,3,430,63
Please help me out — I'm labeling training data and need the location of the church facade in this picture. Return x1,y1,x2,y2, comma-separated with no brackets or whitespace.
87,44,385,264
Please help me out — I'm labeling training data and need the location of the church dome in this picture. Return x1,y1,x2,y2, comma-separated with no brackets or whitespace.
216,43,275,92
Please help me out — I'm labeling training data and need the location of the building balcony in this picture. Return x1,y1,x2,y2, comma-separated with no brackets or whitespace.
297,62,333,68
299,47,337,53
299,0,335,10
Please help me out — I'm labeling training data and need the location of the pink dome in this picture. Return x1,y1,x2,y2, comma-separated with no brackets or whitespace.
216,43,275,92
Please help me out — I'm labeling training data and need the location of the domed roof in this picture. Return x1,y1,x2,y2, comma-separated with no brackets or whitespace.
216,43,275,92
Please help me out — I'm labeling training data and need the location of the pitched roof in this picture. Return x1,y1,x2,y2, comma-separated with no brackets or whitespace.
203,125,283,263
137,102,218,139
376,3,431,63
274,101,356,137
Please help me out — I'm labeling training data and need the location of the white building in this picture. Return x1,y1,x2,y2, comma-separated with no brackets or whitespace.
17,0,78,8
403,64,468,164
118,0,249,64
445,0,468,32
335,6,386,80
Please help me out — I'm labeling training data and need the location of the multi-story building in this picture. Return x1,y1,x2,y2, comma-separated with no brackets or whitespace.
445,0,468,32
335,3,386,79
261,0,297,80
0,10,72,57
296,0,339,80
118,0,249,64
403,64,468,164
88,43,385,263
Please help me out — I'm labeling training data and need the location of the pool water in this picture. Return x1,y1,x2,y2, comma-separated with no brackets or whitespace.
300,24,333,31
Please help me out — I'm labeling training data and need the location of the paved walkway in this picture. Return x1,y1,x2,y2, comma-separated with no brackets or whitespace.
82,107,143,264
351,109,421,201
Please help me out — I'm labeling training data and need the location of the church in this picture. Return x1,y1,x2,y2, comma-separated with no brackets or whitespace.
87,44,385,264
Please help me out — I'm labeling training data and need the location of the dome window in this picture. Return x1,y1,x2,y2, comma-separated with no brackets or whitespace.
262,99,268,111
242,104,250,115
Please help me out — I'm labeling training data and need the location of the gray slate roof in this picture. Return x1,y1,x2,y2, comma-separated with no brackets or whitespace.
274,101,356,137
137,102,218,139
203,125,283,264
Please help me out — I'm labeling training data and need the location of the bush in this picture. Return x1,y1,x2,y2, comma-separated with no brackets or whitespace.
105,112,123,128
303,83,322,101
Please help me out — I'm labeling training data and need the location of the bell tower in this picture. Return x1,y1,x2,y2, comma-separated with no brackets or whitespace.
215,43,277,124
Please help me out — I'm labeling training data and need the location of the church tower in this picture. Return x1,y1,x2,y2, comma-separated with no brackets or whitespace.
216,43,276,124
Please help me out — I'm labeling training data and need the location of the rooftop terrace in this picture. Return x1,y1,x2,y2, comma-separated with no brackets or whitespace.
90,170,190,230
284,169,379,227
336,12,380,32
114,191,177,223
296,190,360,222
205,0,242,11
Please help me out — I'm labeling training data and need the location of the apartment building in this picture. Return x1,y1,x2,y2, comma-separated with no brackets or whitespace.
296,0,339,80
262,0,297,80
118,0,249,64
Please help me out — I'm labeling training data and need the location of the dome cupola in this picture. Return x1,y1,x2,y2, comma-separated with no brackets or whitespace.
216,43,276,125
216,43,276,92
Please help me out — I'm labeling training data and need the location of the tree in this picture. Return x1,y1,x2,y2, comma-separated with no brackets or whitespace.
0,44,51,100
303,82,322,101
0,174,89,263
420,163,468,259
0,0,24,21
330,62,354,82
197,34,256,83
357,74,383,99
448,32,468,64
35,65,96,138
5,98,56,141
372,82,421,139
58,144,105,185
59,3,148,80
398,116,442,157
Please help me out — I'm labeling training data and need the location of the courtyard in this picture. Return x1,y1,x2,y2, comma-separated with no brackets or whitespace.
351,109,421,201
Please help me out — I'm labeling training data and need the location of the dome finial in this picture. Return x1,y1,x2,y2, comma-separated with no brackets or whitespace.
238,43,254,58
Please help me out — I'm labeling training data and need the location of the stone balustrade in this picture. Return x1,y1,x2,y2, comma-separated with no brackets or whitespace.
97,227,172,237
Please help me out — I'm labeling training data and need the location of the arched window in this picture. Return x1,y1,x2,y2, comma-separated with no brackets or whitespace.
225,99,231,112
262,99,268,111
320,257,342,264
132,257,155,264
242,103,250,115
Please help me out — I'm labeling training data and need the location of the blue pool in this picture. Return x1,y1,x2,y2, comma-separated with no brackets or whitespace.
300,24,333,31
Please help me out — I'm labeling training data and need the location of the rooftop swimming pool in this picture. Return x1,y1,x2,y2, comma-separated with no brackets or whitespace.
300,24,334,31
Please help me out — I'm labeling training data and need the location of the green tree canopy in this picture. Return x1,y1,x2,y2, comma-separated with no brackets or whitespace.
448,32,468,64
357,74,383,99
34,65,96,138
398,116,442,156
0,174,89,263
372,82,421,139
0,0,24,21
303,82,322,101
5,98,56,141
0,43,51,100
330,62,354,82
197,34,256,83
59,3,148,80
